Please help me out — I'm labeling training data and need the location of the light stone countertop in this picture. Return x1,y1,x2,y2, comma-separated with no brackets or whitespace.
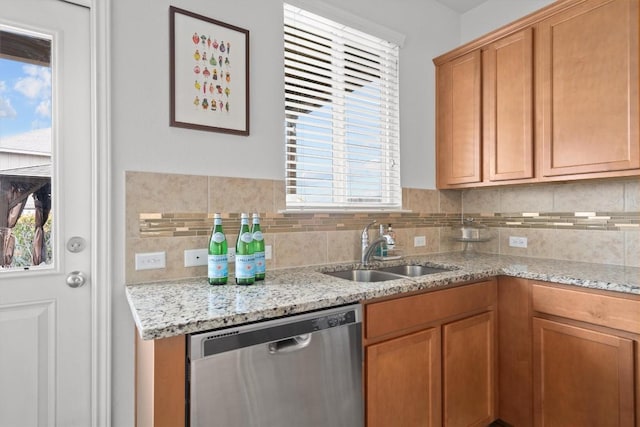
126,252,640,340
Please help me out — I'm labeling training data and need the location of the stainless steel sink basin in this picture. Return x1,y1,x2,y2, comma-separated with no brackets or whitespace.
323,269,404,282
375,264,452,277
323,264,454,282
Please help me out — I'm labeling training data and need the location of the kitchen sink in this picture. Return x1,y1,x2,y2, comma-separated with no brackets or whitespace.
375,264,452,277
323,269,403,282
323,264,455,282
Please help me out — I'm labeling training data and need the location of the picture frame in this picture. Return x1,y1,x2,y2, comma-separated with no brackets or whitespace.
170,6,250,135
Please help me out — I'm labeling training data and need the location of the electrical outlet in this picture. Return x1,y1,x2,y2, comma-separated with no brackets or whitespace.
135,251,166,270
227,248,236,262
414,236,426,247
509,236,528,248
265,245,273,260
184,249,208,267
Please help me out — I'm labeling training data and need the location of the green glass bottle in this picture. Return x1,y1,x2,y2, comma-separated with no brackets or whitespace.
207,213,228,285
235,213,255,285
251,213,265,281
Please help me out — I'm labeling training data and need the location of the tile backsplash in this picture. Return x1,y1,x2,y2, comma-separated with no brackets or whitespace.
125,171,639,284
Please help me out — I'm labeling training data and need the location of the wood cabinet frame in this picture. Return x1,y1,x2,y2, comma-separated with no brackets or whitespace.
434,0,639,189
536,0,640,179
364,279,498,427
135,334,186,427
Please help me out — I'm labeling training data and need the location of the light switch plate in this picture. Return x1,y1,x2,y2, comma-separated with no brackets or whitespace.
184,249,208,267
414,236,426,247
265,245,273,260
135,251,166,270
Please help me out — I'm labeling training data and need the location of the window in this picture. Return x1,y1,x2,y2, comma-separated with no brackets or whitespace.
284,3,401,210
0,28,53,269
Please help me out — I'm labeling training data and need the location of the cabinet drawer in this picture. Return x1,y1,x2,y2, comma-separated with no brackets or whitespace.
365,279,497,339
532,283,640,334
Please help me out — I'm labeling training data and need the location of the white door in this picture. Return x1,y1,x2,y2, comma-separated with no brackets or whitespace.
0,0,93,426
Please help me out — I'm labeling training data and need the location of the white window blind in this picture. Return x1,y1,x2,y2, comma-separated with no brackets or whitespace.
284,3,401,210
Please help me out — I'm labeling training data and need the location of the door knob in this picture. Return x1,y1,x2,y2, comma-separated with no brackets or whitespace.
66,271,87,288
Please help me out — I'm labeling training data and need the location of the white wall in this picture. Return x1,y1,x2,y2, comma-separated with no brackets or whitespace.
111,0,460,187
110,1,553,425
460,0,555,43
111,1,458,425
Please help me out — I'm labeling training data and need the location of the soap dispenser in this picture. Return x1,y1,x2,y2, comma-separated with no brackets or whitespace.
386,224,396,250
376,224,388,257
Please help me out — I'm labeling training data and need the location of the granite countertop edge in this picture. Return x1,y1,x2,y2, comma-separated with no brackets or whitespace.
125,253,640,341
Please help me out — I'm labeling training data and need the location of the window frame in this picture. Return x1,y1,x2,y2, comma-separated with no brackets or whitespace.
284,2,403,211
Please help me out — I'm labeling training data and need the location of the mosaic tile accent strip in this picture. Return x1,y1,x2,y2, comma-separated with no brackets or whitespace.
139,211,640,237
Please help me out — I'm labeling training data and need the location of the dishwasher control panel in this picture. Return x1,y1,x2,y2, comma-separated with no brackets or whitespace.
312,309,356,330
190,304,361,359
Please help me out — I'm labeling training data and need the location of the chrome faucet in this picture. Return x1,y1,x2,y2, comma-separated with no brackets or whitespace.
361,220,387,267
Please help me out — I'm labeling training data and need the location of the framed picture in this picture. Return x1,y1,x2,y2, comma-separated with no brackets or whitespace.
170,6,249,135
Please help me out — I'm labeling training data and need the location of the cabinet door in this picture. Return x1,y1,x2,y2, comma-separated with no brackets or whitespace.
442,311,496,427
532,317,635,427
483,28,534,182
436,50,482,187
537,0,639,177
366,328,441,427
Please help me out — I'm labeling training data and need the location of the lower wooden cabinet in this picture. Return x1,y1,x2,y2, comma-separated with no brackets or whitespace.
134,277,640,427
443,311,496,427
364,279,497,427
367,328,441,427
497,276,533,426
530,283,640,427
498,278,640,427
135,334,185,427
532,317,635,427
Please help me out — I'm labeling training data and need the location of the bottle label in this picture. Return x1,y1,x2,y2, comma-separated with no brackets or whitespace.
235,254,255,279
212,232,225,243
252,231,263,241
240,232,253,244
254,251,265,274
208,254,228,278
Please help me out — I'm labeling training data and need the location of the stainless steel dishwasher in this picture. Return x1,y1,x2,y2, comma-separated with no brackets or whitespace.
187,303,363,427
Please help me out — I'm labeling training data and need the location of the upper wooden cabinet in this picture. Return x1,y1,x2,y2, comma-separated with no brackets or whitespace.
436,50,482,186
537,0,639,178
434,0,639,189
483,29,534,182
436,28,535,188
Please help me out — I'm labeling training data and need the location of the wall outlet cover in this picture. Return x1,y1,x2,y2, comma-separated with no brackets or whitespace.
227,248,236,262
414,236,426,247
509,236,528,248
184,249,208,267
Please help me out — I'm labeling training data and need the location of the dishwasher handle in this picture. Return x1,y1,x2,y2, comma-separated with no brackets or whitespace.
268,334,312,354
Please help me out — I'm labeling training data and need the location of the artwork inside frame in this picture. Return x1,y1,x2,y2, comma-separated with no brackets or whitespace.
170,6,249,135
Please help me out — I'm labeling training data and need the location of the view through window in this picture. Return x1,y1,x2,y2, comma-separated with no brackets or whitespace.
284,3,401,210
0,28,52,269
